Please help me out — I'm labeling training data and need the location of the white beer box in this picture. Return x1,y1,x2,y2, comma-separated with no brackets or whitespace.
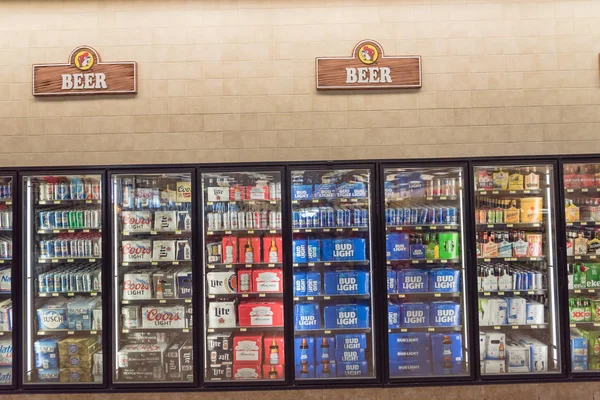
207,272,237,295
0,367,11,384
117,343,167,368
152,240,176,262
92,307,102,331
121,211,152,233
0,268,10,292
506,341,530,373
122,272,152,300
154,211,177,232
208,301,236,328
0,339,12,366
141,306,187,329
207,186,229,202
121,240,152,263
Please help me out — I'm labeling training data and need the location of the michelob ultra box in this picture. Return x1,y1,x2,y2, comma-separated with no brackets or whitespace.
321,239,366,262
293,240,307,263
507,297,526,325
485,332,505,360
505,341,530,373
335,334,367,351
399,302,430,328
517,334,548,372
387,269,397,293
121,211,152,233
323,270,370,295
429,269,461,293
122,240,152,263
315,335,335,363
335,347,366,363
526,300,544,325
314,184,337,199
294,336,315,365
307,239,320,262
291,184,313,200
337,361,368,377
390,360,431,376
398,269,428,293
430,301,461,327
388,302,400,329
307,271,321,296
387,233,410,260
431,333,463,374
294,303,320,330
293,271,307,296
324,303,370,329
487,298,508,325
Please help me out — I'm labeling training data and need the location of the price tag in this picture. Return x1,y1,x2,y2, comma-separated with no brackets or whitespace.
242,294,249,298
151,231,158,235
52,229,60,233
173,261,179,265
90,330,97,334
245,264,252,268
441,260,448,264
592,256,598,259
207,231,214,235
484,258,491,262
208,294,215,298
533,223,540,227
575,289,582,293
270,230,277,234
352,228,358,231
91,292,97,296
67,292,74,296
307,296,314,300
259,294,266,298
305,229,312,233
208,265,214,269
293,297,299,301
524,190,531,194
426,197,433,201
312,199,319,203
324,262,331,266
248,230,255,234
52,292,59,297
240,328,247,332
123,300,130,304
324,296,331,300
426,260,433,264
590,289,596,293
428,328,435,332
293,263,299,267
431,226,437,230
512,325,519,330
225,230,232,234
444,226,451,230
434,293,441,297
52,259,58,263
67,259,74,263
323,228,331,232
123,262,129,266
595,323,600,327
567,189,574,193
336,228,343,232
582,222,588,226
498,291,504,295
509,191,516,194
583,188,589,192
68,331,74,335
416,226,423,230
484,292,490,296
531,325,538,329
575,256,582,260
324,330,332,334
89,258,96,262
493,326,500,330
506,224,514,228
207,328,214,333
401,328,407,332
492,191,499,195
183,329,190,333
159,300,166,304
268,264,275,267
570,324,576,328
270,201,277,205
293,229,299,233
185,299,191,303
487,224,494,228
54,200,60,204
567,223,573,226
440,196,447,200
412,260,419,264
225,264,233,268
151,262,158,266
308,263,315,267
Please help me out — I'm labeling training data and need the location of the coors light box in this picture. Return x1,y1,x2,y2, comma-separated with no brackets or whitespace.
141,306,187,329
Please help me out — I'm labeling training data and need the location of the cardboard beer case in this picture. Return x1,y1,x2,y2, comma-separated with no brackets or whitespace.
335,334,367,350
388,302,401,329
294,302,320,330
323,303,370,329
390,360,431,376
233,334,263,365
238,300,284,327
398,269,428,293
324,270,370,295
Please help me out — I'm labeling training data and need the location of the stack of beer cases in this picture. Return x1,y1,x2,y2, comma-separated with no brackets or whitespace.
570,328,600,371
294,334,369,378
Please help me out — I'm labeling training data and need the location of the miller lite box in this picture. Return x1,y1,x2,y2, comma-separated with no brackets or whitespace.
38,368,60,382
34,338,59,369
208,301,236,328
210,347,233,365
388,302,400,329
141,306,187,329
390,360,431,376
293,271,307,296
307,239,320,262
262,236,283,263
293,240,307,263
307,271,321,296
387,269,397,293
429,268,461,293
399,302,429,328
0,339,11,367
207,364,232,380
398,269,428,293
238,237,261,264
238,300,284,327
176,181,192,203
387,233,410,260
177,269,193,298
252,269,283,293
153,269,179,298
207,271,237,294
322,239,366,262
122,272,152,300
58,337,100,369
323,303,370,329
291,184,313,200
337,361,368,377
207,185,229,202
152,240,176,262
324,270,370,295
166,337,193,381
294,336,315,365
315,335,335,363
121,240,152,263
335,334,367,351
314,184,337,199
207,332,233,352
233,334,263,364
430,301,461,327
388,332,430,353
37,299,68,330
431,333,463,374
121,211,152,233
0,367,11,384
294,302,320,330
335,347,366,363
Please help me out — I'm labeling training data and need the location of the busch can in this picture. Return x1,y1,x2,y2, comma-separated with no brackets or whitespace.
312,210,319,228
58,183,68,200
403,208,411,225
299,210,306,228
344,209,351,227
39,241,48,258
39,212,50,229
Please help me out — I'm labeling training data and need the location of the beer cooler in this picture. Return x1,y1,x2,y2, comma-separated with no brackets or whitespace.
0,175,13,386
562,161,600,374
200,169,285,383
22,172,105,385
110,171,195,385
472,162,562,376
383,164,471,380
290,166,376,381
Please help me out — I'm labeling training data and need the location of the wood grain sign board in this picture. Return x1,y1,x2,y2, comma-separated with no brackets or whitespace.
32,46,137,96
316,40,421,90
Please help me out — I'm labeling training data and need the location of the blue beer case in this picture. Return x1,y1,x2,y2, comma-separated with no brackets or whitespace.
315,335,335,363
335,333,367,350
314,184,337,199
430,301,461,327
293,271,307,296
431,333,463,374
397,269,428,293
295,364,315,378
294,336,315,365
315,361,336,378
399,302,430,328
306,271,321,296
337,361,368,377
335,347,366,363
389,332,431,351
324,303,370,329
324,270,370,295
321,239,366,262
292,184,313,200
390,360,431,376
429,268,461,293
294,303,320,330
307,239,320,262
292,240,308,263
387,269,397,293
388,302,401,329
386,233,410,260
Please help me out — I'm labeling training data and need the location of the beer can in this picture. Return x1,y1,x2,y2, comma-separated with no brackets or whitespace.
478,210,486,225
61,211,69,229
39,212,49,229
237,211,246,229
48,183,56,200
6,242,11,258
85,181,93,199
298,210,306,228
53,240,61,257
58,183,68,200
38,273,47,292
487,209,495,224
68,211,76,229
410,208,418,225
425,180,434,197
85,240,92,257
39,241,48,258
361,209,368,226
62,273,70,292
336,209,345,227
403,208,411,225
39,183,47,201
122,306,140,328
326,208,334,227
442,178,451,196
312,209,319,228
69,182,78,200
385,209,392,225
84,210,91,228
0,242,7,259
494,208,503,224
76,211,84,228
292,211,300,228
353,209,361,227
433,178,442,196
70,240,78,258
45,273,54,292
418,207,428,225
76,182,85,200
77,240,85,258
61,240,69,258
5,184,10,199
92,210,100,229
261,211,269,228
45,240,54,258
92,182,101,200
449,178,457,196
319,208,327,228
254,211,262,229
447,207,457,224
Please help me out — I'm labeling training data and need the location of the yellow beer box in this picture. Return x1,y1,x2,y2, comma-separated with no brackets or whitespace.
59,367,93,383
58,337,100,369
176,181,192,203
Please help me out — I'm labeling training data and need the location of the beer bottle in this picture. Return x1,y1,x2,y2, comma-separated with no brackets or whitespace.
269,365,278,379
269,338,279,365
442,335,453,373
300,363,309,377
320,337,330,362
244,237,254,264
156,279,164,299
299,338,309,365
498,340,505,359
269,238,279,263
322,360,331,378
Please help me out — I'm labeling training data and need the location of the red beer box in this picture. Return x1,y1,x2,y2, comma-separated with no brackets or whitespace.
262,334,285,366
238,238,261,264
141,306,187,329
262,236,283,263
233,363,262,380
233,333,263,364
252,269,283,293
221,237,239,264
262,364,284,380
238,300,284,327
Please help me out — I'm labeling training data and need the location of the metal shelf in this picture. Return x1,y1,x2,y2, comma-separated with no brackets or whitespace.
294,294,371,301
207,228,281,235
566,221,600,227
207,292,281,299
386,195,459,202
38,291,100,297
294,327,371,334
479,289,546,296
37,228,102,234
121,260,190,267
37,329,101,336
38,257,100,263
38,199,101,205
122,298,192,304
387,225,459,232
292,198,368,204
293,226,368,233
207,262,282,270
388,292,461,299
122,328,191,333
480,324,548,330
293,260,369,267
123,230,190,236
387,258,461,265
565,188,600,194
388,326,462,333
476,189,543,195
568,255,600,262
570,288,600,294
478,256,545,262
206,326,283,333
207,199,279,205
476,223,542,229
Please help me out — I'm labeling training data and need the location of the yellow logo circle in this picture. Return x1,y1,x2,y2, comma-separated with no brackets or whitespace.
358,44,378,65
74,50,94,71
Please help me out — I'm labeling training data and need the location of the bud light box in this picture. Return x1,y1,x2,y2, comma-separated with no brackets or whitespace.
398,269,428,293
387,269,397,293
315,336,335,363
337,361,368,377
388,302,400,329
431,302,461,327
431,333,463,374
293,240,307,263
389,332,430,352
389,346,431,362
335,347,366,363
293,271,307,296
294,303,320,330
335,334,367,351
324,303,370,329
390,360,431,376
429,269,461,293
387,233,410,260
323,270,370,295
294,336,315,365
314,184,337,199
307,240,320,262
399,302,430,328
292,184,313,200
321,239,366,262
307,271,321,296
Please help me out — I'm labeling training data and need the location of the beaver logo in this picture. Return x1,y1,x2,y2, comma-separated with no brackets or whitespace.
74,50,94,71
358,44,378,65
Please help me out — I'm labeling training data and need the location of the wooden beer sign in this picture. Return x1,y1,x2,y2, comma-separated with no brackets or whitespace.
316,40,421,90
33,46,137,96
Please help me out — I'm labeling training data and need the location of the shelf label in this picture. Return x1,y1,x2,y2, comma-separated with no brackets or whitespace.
506,224,514,228
441,260,448,264
415,226,422,230
323,228,331,232
396,226,403,231
208,295,215,299
483,292,490,296
352,228,358,231
240,328,247,332
53,229,60,233
225,231,232,234
293,230,299,233
67,259,74,263
431,226,437,230
151,261,158,266
590,289,596,293
91,292,98,296
159,300,166,304
242,294,249,298
512,326,519,330
492,191,499,195
89,258,96,262
307,296,314,300
575,289,582,293
67,292,74,296
582,222,588,226
52,292,59,297
324,262,331,266
324,330,331,334
68,331,74,335
86,200,93,204
259,293,266,298
428,328,435,332
308,263,315,267
484,258,491,262
268,264,275,267
183,329,190,333
498,292,504,295
401,328,407,332
51,259,58,263
412,260,418,264
575,256,582,260
434,293,441,297
440,196,447,200
509,191,516,194
270,230,277,234
398,294,406,298
567,189,574,193
207,328,214,333
570,324,576,328
245,264,252,268
426,260,433,264
531,325,538,329
583,188,589,192
493,326,500,330
54,200,60,204
524,190,531,194
305,229,312,233
487,224,494,228
567,223,573,226
90,330,97,334
248,230,255,234
324,296,331,300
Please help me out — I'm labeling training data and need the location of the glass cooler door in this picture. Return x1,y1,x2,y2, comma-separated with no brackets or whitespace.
563,162,600,373
0,176,13,386
111,172,194,384
201,171,285,383
473,163,561,376
290,167,375,381
22,173,104,385
384,165,470,379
